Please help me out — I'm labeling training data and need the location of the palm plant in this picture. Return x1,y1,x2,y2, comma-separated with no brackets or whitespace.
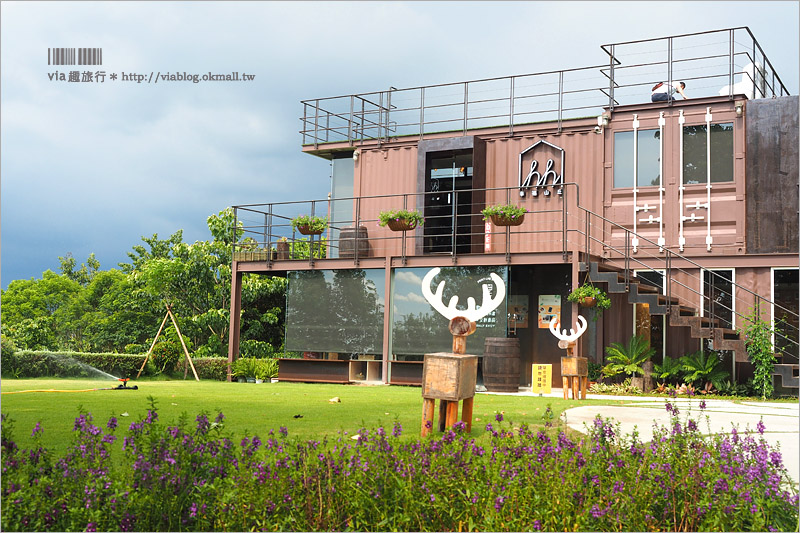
653,356,683,385
679,350,730,390
602,335,655,378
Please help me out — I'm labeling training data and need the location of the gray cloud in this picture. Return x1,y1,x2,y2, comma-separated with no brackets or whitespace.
2,1,797,286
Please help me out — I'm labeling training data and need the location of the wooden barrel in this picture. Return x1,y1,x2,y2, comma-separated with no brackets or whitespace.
483,338,521,392
339,226,369,258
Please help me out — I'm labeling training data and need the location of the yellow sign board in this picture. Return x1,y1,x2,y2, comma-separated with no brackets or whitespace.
531,364,552,394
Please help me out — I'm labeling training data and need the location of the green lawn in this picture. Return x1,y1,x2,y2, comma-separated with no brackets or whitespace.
1,378,629,455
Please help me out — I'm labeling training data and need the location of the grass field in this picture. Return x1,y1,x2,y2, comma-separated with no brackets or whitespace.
1,378,630,454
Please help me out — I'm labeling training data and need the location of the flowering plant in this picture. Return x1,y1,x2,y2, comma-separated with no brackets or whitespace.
481,204,527,221
290,215,327,233
378,209,424,227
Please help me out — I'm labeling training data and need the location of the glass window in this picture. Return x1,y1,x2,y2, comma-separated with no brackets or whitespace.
285,269,385,355
392,266,508,356
613,129,661,188
774,269,799,359
683,123,734,184
703,269,733,330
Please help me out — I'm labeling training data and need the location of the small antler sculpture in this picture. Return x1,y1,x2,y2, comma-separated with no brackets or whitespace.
421,267,505,323
548,316,588,345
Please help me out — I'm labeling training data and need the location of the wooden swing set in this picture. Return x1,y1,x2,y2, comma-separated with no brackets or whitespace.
136,303,199,380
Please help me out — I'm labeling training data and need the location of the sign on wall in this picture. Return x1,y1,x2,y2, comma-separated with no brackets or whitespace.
519,140,565,198
537,294,561,328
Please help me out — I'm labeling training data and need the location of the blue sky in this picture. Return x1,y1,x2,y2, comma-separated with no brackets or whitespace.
2,1,798,288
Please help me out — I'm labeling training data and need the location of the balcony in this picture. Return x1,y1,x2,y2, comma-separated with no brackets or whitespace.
300,27,789,150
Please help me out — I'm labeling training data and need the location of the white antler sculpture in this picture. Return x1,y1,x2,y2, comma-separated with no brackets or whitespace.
548,316,588,344
421,267,506,323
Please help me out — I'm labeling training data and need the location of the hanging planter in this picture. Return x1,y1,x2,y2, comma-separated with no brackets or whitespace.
567,281,611,321
291,214,327,236
482,204,527,227
378,209,424,232
489,213,525,227
296,225,324,236
386,218,418,231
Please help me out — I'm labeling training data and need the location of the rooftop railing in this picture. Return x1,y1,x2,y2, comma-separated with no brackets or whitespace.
300,27,790,148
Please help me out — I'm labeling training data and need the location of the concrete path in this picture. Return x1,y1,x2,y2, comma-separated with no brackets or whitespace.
479,389,799,484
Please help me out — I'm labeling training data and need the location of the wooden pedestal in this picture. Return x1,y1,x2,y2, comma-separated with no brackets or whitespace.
561,356,588,400
420,352,478,436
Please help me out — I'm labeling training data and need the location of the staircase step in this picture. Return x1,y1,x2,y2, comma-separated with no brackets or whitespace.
773,364,799,388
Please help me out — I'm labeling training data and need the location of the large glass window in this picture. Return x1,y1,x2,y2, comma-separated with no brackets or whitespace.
613,129,661,188
392,266,508,356
774,269,799,360
683,123,734,184
285,269,385,355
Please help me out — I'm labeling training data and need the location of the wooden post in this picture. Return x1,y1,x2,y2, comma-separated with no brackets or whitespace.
446,400,459,427
166,304,199,381
562,376,569,399
421,398,435,437
461,397,474,432
136,312,170,378
437,400,447,432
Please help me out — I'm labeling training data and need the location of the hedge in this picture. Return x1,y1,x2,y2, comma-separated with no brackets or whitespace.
1,351,230,381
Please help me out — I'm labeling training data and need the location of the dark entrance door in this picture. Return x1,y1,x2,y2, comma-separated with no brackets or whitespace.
424,151,473,254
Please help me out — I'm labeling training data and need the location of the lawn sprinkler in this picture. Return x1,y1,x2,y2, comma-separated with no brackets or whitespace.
110,378,138,391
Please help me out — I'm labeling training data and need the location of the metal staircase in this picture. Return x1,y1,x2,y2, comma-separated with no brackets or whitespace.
582,260,798,389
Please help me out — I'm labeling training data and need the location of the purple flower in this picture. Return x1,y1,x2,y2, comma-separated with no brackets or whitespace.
31,422,42,437
699,400,707,410
590,504,607,518
279,426,288,437
495,413,504,423
494,496,505,511
392,422,403,437
612,480,625,494
195,414,210,434
485,423,494,433
144,410,158,424
86,522,97,532
757,419,766,435
687,419,698,432
106,417,118,430
532,519,542,531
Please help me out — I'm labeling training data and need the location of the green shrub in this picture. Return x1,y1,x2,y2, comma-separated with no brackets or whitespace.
2,351,147,379
239,340,276,359
378,208,424,228
679,350,729,390
151,340,182,374
192,357,229,381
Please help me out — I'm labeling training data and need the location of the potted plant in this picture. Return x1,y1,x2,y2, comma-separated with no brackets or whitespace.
231,357,249,383
276,236,289,260
481,204,527,226
567,282,611,320
378,209,424,231
255,358,279,383
291,215,327,235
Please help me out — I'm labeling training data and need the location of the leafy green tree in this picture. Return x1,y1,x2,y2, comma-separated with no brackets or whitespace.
59,252,100,286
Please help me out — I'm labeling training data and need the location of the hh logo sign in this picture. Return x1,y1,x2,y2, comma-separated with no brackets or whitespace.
518,140,564,197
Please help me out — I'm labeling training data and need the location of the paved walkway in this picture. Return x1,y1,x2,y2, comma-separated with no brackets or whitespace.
479,389,799,484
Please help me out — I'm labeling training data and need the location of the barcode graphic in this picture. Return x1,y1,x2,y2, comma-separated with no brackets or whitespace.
48,48,102,66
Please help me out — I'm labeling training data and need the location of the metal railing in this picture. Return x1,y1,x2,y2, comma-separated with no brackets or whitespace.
569,202,800,365
300,27,790,148
233,182,799,365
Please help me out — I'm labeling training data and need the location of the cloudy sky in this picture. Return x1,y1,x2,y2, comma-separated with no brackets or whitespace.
2,1,798,288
